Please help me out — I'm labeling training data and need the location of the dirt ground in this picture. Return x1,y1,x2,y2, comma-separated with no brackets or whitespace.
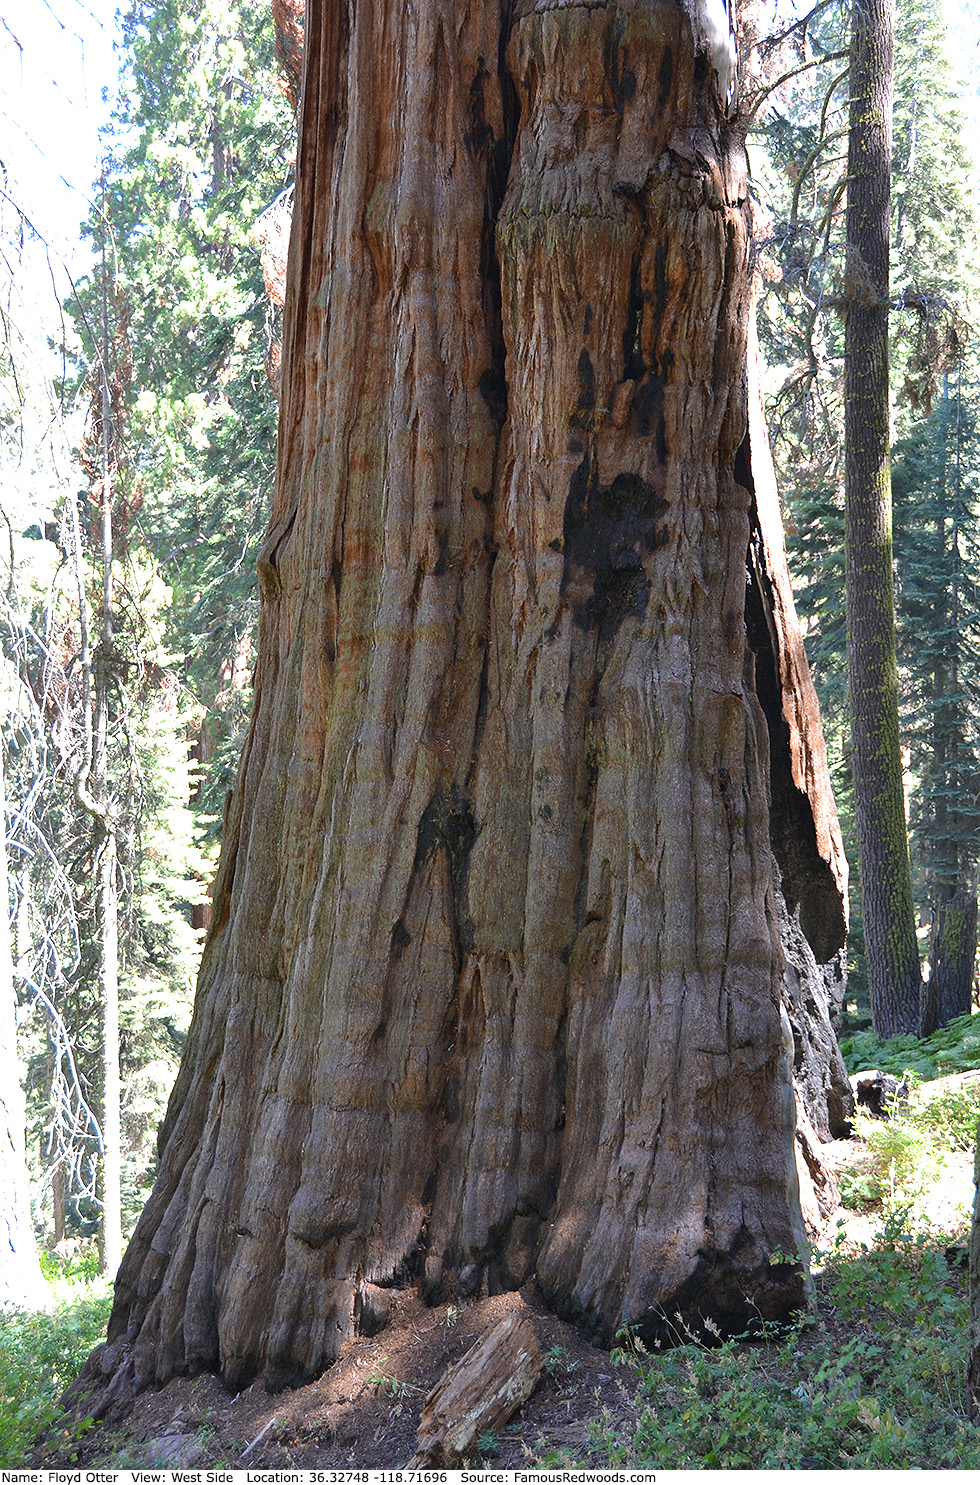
38,1134,976,1471
59,1285,641,1470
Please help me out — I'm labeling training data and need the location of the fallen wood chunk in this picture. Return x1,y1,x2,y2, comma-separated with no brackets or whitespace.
408,1311,542,1467
849,1069,909,1119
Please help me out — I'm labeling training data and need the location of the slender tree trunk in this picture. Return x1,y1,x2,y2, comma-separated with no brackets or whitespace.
920,385,976,1034
844,0,920,1038
968,1126,980,1418
77,0,847,1411
95,240,122,1282
0,735,45,1308
70,210,123,1281
66,474,120,1271
97,829,121,1278
926,886,977,1032
52,1163,66,1249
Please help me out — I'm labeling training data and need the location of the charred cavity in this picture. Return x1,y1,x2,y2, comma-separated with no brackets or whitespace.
738,438,845,965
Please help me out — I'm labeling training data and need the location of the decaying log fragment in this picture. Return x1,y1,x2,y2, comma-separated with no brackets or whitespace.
408,1312,542,1468
849,1069,909,1119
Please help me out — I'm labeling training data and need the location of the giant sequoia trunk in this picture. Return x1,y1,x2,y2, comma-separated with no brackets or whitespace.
80,0,849,1407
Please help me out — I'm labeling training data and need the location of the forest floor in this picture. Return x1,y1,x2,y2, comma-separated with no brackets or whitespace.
31,1128,978,1471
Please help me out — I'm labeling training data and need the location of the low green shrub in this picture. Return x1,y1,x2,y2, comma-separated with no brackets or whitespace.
840,1012,980,1082
565,1232,977,1469
0,1251,110,1466
913,1078,980,1150
834,1071,980,1220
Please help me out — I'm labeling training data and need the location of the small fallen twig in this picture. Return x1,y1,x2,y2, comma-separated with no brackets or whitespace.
241,1417,276,1459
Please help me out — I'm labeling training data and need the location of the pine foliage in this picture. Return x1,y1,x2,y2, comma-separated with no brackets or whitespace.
753,0,980,1021
75,0,295,830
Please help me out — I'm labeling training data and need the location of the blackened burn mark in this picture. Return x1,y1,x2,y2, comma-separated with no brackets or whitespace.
619,246,673,451
605,11,628,110
467,610,493,799
391,918,411,954
658,46,674,108
555,1007,568,1130
623,253,645,379
469,41,519,440
442,1074,460,1123
733,430,753,494
572,348,596,428
654,240,670,321
389,1243,421,1289
634,1251,805,1350
562,456,668,638
632,374,665,447
414,788,478,952
466,56,492,155
479,367,508,427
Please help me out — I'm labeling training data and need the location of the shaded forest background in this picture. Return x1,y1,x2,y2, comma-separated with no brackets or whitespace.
1,0,979,1270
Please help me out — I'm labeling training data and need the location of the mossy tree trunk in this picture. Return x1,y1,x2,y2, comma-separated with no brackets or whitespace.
77,0,848,1410
922,886,977,1036
920,466,976,1034
844,0,920,1038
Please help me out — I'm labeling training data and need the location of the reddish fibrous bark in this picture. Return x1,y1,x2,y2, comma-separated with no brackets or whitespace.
271,0,305,113
77,0,848,1409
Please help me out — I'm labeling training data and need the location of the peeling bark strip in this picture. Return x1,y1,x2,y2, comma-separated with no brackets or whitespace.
77,0,847,1409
